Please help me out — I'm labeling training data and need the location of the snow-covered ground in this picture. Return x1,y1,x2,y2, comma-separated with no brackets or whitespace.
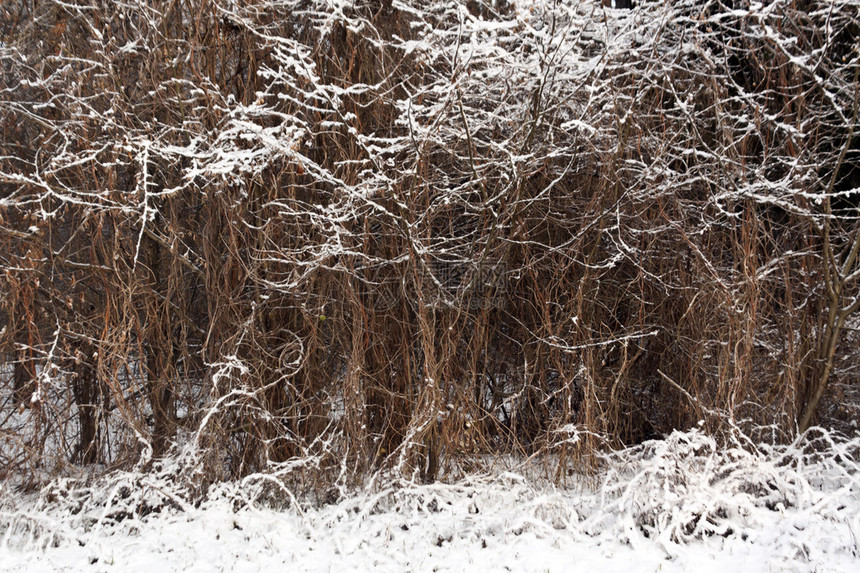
1,429,858,572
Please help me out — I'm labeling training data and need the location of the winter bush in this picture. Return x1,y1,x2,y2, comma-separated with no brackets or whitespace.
0,0,859,493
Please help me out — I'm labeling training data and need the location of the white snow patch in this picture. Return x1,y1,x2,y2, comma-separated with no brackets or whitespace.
1,429,858,572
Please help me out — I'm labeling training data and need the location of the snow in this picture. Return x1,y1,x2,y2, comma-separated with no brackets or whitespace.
2,0,860,570
2,429,858,572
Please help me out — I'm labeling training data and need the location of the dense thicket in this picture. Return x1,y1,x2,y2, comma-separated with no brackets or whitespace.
1,0,858,489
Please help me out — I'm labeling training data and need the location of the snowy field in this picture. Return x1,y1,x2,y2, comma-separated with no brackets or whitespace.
1,429,859,572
